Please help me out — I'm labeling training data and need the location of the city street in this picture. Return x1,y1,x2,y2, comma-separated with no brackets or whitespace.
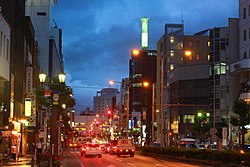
62,149,206,167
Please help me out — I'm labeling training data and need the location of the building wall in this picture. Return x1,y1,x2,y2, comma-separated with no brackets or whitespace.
94,88,119,117
25,0,53,74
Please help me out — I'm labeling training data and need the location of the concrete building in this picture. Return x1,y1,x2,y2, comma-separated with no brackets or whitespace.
129,49,157,145
209,18,239,144
25,0,58,75
0,12,11,127
230,0,250,144
156,23,211,145
94,88,119,118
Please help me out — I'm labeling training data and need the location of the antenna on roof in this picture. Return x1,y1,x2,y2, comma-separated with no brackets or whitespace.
181,9,184,24
53,19,58,28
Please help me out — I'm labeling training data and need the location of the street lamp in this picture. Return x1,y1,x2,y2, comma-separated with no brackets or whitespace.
160,50,192,147
38,71,66,161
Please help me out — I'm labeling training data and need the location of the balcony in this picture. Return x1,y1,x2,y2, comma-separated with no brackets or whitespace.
230,59,250,74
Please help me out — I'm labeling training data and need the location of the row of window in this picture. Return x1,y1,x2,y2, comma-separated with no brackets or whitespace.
0,31,10,61
243,5,250,19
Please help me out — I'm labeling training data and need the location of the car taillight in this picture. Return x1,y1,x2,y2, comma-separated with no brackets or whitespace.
120,149,122,152
86,147,89,150
132,149,134,152
240,150,245,154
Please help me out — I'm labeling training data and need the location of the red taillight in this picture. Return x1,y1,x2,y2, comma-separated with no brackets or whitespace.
131,149,134,152
240,150,245,154
120,149,122,152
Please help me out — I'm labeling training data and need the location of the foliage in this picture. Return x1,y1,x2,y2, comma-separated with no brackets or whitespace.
193,110,211,134
230,99,250,144
136,145,250,166
35,77,76,134
216,118,227,139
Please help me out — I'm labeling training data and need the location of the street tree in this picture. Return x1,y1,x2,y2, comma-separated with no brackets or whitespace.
230,99,250,144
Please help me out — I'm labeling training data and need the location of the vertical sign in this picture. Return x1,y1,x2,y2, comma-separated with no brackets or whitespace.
222,127,227,146
25,98,32,116
26,67,33,95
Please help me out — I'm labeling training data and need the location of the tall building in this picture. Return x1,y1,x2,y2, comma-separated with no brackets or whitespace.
94,88,119,118
0,10,11,127
157,23,211,145
25,0,58,76
230,0,250,143
129,49,156,145
209,18,239,144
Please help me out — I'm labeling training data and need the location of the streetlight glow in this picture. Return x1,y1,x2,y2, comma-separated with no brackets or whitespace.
132,49,140,56
39,71,47,83
143,81,149,87
58,72,66,83
184,50,192,56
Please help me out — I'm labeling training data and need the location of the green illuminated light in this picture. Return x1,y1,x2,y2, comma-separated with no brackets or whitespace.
141,17,149,49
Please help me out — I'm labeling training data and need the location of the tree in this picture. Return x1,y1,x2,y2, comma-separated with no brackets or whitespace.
230,99,250,144
193,110,211,142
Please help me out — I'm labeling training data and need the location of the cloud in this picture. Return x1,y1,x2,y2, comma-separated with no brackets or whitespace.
52,0,239,111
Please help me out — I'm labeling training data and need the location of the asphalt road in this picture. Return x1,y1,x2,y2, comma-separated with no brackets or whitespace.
62,149,206,167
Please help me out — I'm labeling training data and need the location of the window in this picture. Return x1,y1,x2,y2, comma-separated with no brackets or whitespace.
244,51,247,59
196,54,200,61
244,29,247,41
6,39,9,60
243,8,246,19
37,12,46,16
249,27,250,39
188,41,192,47
249,5,250,16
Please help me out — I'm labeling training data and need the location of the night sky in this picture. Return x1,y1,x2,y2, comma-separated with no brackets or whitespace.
52,0,238,112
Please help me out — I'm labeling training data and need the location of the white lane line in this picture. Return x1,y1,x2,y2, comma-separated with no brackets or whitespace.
73,151,85,167
116,158,122,161
126,162,136,166
156,164,166,167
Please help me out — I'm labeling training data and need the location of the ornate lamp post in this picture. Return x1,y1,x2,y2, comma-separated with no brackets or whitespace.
38,71,66,164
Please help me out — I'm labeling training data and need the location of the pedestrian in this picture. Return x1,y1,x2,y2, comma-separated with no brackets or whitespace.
36,139,44,155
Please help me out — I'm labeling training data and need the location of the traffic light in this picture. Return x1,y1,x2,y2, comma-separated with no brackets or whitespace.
107,110,111,119
168,131,173,136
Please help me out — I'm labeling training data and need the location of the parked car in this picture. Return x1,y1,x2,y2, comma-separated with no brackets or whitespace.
178,138,196,149
233,144,250,154
207,144,217,150
81,143,102,158
195,144,206,149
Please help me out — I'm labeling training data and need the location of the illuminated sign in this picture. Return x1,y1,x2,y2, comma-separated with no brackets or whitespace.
25,98,32,116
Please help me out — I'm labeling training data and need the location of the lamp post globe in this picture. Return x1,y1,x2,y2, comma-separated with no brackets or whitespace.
58,72,66,83
39,71,47,83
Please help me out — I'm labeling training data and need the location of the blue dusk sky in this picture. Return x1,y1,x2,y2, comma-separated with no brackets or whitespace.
52,0,238,112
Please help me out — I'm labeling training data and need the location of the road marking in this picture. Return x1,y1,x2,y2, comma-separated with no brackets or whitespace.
73,151,85,167
116,158,122,161
156,164,166,167
126,162,136,166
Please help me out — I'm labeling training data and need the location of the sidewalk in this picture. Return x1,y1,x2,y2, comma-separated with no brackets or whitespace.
2,153,64,167
2,155,33,166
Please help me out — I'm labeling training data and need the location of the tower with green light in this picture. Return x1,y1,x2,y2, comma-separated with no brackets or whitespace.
141,17,149,50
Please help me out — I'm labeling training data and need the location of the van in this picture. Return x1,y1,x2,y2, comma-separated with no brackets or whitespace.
178,138,196,149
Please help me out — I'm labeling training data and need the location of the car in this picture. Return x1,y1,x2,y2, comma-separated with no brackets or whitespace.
233,144,250,154
195,144,206,149
109,140,118,155
152,142,161,147
178,138,196,149
208,144,217,150
80,143,88,156
69,142,79,150
81,143,102,158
